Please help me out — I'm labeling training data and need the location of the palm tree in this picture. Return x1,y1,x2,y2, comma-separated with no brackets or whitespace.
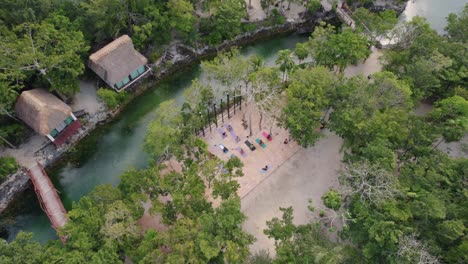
275,49,296,83
294,42,309,65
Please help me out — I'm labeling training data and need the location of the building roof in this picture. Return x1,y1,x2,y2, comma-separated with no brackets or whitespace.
15,89,72,136
88,35,148,86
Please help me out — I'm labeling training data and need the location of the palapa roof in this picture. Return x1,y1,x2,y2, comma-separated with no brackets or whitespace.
15,89,72,136
88,35,148,86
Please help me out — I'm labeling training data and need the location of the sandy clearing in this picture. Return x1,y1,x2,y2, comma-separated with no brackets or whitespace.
70,80,104,115
344,46,383,78
245,0,267,21
242,129,343,255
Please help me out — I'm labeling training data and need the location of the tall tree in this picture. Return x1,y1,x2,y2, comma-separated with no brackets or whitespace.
275,49,295,83
445,4,468,43
0,16,88,95
282,66,335,147
167,0,196,40
307,22,371,72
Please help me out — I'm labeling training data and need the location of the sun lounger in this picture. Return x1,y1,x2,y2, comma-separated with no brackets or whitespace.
255,138,267,148
262,131,273,141
244,140,256,151
217,127,227,138
236,147,248,157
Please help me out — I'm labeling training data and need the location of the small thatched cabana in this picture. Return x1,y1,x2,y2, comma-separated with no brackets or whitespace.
88,35,150,92
15,89,81,146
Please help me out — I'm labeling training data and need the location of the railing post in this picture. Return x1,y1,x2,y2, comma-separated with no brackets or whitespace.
240,95,242,111
207,108,212,132
213,103,218,127
220,99,224,123
227,93,230,119
233,91,236,115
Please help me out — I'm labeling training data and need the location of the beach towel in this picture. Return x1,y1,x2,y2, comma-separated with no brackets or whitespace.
244,140,256,151
262,132,273,141
255,138,267,148
225,123,240,143
236,147,248,157
217,127,227,138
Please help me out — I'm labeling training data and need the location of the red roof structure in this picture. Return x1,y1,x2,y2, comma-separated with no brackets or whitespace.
53,120,81,147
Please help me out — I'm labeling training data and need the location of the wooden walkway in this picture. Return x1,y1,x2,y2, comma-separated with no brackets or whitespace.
337,6,356,30
26,162,68,241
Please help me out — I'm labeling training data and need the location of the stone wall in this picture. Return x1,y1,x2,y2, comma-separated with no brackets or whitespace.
0,170,30,213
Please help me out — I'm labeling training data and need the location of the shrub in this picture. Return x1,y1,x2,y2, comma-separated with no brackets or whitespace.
96,88,128,109
307,0,322,13
268,9,285,25
322,189,342,210
242,22,257,33
0,156,19,181
0,123,27,147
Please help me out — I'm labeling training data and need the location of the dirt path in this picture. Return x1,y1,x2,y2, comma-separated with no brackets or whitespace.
245,0,267,21
242,129,343,255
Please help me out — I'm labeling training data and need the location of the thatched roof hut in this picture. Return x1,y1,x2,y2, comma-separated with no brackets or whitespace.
88,35,149,91
15,89,72,136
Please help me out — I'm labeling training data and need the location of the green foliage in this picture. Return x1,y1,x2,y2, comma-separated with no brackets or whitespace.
282,66,335,147
322,189,342,210
0,156,19,181
430,95,468,141
294,42,308,65
167,0,196,40
0,16,88,96
275,49,295,83
264,207,357,263
96,88,128,109
353,8,398,41
202,0,246,45
0,123,28,147
306,0,322,14
266,9,286,26
0,232,45,263
383,15,467,99
445,4,468,43
329,72,412,152
307,22,371,71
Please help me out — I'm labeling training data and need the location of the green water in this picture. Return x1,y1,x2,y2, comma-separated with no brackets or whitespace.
1,34,308,243
2,0,466,243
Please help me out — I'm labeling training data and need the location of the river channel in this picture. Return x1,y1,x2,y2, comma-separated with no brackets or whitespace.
1,0,466,243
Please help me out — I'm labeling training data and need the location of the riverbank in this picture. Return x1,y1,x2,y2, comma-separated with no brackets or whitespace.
0,8,337,216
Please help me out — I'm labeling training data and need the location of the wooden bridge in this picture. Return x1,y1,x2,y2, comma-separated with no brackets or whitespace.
336,5,356,30
26,162,68,242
